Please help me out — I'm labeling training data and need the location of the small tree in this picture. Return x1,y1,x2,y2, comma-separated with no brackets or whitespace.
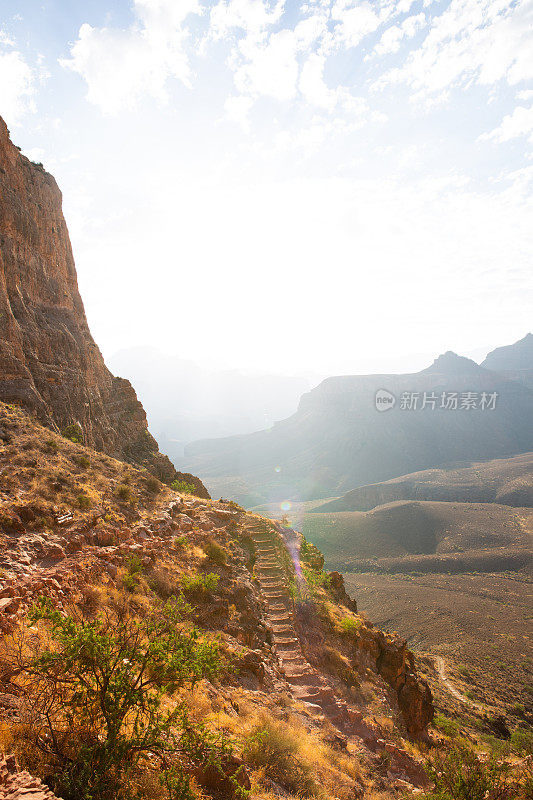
6,597,231,800
424,743,515,800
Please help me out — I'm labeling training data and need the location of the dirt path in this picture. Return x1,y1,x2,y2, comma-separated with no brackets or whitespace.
434,656,484,711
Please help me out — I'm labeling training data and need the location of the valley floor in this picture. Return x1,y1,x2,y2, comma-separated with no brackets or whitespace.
344,571,533,715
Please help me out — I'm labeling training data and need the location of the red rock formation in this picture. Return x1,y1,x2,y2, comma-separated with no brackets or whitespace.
0,117,207,497
0,754,63,800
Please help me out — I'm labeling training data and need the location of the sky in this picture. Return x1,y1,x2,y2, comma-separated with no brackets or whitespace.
0,0,532,377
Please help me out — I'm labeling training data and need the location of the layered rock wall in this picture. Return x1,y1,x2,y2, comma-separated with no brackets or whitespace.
0,118,207,496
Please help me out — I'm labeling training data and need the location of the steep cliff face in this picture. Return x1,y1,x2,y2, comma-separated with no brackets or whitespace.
0,117,207,496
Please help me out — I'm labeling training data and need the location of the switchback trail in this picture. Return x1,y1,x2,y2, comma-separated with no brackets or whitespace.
434,656,484,711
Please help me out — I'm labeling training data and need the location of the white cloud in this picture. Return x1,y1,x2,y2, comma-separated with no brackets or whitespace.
233,28,300,100
374,0,533,97
480,104,533,143
330,0,381,49
0,40,35,124
224,93,254,130
299,53,337,109
0,29,14,46
373,13,426,56
60,0,201,114
209,0,284,38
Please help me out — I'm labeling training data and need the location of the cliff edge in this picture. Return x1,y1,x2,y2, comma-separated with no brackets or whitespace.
0,118,207,497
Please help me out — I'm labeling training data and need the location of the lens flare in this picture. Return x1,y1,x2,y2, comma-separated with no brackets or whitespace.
281,500,291,511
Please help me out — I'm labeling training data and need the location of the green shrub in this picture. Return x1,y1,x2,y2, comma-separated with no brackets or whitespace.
44,439,59,454
302,564,330,593
76,494,91,510
171,480,196,495
72,454,90,469
203,539,228,566
10,597,225,800
181,572,219,596
122,554,143,593
339,616,361,636
62,423,83,444
509,703,527,719
172,535,187,548
424,743,513,800
433,713,461,738
116,484,133,502
511,728,533,756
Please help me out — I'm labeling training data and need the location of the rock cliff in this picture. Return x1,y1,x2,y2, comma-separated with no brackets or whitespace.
0,117,207,497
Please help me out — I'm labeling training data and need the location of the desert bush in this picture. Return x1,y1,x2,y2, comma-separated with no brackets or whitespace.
72,454,90,469
181,572,219,596
171,480,196,494
244,715,316,796
433,713,461,738
145,476,161,494
116,484,133,502
339,617,361,636
203,539,228,566
76,494,91,510
44,438,59,454
424,743,514,800
322,646,359,688
122,554,144,593
7,597,226,800
149,568,178,600
511,728,533,756
80,583,100,605
62,423,84,444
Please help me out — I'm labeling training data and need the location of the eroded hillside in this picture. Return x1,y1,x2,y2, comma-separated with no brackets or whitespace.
0,400,441,799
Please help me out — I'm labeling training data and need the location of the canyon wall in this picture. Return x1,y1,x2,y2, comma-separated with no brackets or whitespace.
0,117,207,497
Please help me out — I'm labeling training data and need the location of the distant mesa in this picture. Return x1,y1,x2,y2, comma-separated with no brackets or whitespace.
482,332,533,371
184,335,533,507
421,350,485,375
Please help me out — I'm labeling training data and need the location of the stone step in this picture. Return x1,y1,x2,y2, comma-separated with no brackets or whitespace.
256,564,284,571
273,637,300,646
284,672,324,686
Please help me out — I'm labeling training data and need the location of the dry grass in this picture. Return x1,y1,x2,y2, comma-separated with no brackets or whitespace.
0,402,175,532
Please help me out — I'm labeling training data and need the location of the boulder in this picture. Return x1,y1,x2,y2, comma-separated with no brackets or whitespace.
397,673,434,737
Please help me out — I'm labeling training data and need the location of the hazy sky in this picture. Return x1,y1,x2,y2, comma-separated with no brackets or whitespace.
1,0,532,376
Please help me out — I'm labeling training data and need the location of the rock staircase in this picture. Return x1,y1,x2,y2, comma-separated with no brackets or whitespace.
243,519,431,789
244,518,369,733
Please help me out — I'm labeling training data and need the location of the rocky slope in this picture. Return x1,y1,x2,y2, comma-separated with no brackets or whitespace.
0,117,206,497
185,346,533,505
0,400,437,798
